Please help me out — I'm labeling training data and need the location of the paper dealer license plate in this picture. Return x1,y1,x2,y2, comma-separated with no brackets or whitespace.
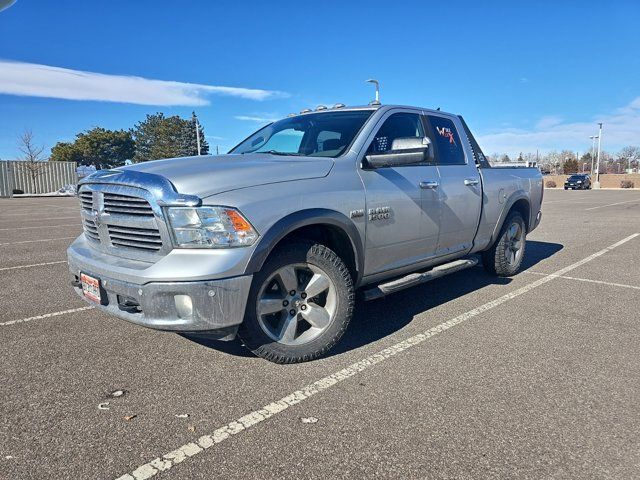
80,273,101,303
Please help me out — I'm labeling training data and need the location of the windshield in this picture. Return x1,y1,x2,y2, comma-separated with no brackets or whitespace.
569,175,585,180
229,110,373,158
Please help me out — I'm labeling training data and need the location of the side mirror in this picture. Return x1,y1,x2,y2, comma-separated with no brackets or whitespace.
364,137,434,169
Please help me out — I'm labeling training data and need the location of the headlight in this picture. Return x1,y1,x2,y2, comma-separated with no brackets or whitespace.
166,206,258,248
576,181,582,183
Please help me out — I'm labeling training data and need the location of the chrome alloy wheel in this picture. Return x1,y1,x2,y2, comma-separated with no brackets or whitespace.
256,263,337,346
504,221,524,268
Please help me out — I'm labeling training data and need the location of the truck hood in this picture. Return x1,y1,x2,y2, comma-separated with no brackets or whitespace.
120,154,333,198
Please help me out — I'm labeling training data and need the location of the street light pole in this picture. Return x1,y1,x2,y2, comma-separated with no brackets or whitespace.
589,135,598,174
594,123,603,188
194,114,202,156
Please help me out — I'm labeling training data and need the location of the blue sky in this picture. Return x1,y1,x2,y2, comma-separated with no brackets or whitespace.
1,0,639,159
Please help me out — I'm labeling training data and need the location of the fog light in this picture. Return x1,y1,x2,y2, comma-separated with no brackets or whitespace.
174,295,193,319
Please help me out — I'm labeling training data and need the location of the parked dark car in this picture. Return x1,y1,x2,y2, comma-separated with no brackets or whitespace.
564,174,591,190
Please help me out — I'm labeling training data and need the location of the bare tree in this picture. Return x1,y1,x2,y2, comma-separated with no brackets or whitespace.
618,146,640,172
18,130,46,193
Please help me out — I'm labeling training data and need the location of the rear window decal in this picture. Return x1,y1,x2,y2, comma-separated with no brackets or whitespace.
436,126,456,145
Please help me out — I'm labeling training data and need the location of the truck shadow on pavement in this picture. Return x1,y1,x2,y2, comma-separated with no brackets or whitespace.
188,240,563,359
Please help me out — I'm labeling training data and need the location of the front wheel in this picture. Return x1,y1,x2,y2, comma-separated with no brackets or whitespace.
238,242,354,363
481,211,527,277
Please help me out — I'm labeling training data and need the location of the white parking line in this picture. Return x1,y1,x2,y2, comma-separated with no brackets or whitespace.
524,271,640,290
0,208,78,216
0,216,80,224
0,237,77,246
585,199,639,211
0,204,78,211
0,306,93,326
0,260,67,272
543,200,589,204
0,223,80,231
115,233,639,480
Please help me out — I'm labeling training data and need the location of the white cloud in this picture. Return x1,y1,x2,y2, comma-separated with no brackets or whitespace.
477,97,640,155
234,115,279,123
535,116,563,129
0,60,285,106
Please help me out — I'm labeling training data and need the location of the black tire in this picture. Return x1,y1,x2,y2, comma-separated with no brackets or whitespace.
238,241,355,364
481,211,527,277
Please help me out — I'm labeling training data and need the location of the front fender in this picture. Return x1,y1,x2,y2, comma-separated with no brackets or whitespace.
243,208,365,284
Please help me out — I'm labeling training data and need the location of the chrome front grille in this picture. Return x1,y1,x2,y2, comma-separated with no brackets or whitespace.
103,193,154,217
78,184,170,260
82,218,100,242
108,225,162,251
80,191,93,212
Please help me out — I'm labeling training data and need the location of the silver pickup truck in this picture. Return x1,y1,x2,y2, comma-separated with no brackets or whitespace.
68,104,543,363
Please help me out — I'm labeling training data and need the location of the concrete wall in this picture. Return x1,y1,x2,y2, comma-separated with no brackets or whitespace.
543,173,640,189
0,161,78,197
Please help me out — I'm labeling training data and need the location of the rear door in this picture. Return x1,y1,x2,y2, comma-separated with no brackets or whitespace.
358,110,441,275
425,114,482,256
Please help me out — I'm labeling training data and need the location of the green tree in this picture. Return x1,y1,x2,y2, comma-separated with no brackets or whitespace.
50,127,135,169
580,152,592,172
50,142,83,164
563,158,579,174
179,112,208,156
132,112,208,162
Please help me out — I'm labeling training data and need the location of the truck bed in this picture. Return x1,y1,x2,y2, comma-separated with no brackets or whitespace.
473,166,544,252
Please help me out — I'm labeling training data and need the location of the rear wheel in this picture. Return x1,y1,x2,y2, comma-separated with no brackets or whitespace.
482,211,526,277
238,242,354,363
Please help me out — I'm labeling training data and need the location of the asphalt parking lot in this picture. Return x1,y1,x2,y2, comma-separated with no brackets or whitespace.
1,189,639,480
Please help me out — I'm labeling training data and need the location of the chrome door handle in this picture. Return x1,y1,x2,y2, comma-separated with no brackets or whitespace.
420,180,439,189
464,178,480,186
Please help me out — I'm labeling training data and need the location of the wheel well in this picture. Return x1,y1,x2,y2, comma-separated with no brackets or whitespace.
274,224,358,281
509,199,531,231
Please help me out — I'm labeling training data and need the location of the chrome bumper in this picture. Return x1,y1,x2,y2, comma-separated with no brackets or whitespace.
68,260,252,335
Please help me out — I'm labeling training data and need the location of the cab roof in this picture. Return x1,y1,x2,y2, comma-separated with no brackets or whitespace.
291,104,456,118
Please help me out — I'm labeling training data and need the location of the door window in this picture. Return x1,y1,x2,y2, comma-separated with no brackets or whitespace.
367,113,425,154
426,116,465,165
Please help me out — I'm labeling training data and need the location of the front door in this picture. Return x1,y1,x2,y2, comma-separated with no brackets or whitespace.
358,110,441,276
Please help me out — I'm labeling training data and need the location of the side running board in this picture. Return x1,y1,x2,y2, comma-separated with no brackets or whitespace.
362,257,478,301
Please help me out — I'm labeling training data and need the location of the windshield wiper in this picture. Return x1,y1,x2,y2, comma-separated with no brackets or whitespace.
257,150,304,156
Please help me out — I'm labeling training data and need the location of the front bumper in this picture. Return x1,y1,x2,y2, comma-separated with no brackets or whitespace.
68,252,252,335
532,210,542,231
